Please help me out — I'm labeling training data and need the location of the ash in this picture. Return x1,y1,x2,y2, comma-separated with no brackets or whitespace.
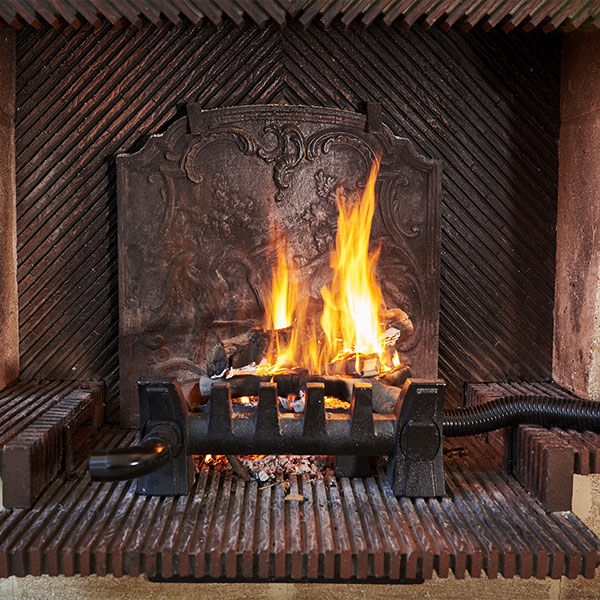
242,454,335,483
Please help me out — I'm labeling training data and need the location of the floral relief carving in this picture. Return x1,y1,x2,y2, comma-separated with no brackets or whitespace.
200,173,257,238
302,170,339,255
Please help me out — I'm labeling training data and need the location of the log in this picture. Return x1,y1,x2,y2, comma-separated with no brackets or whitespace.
199,372,400,414
226,455,250,481
381,307,414,345
199,372,303,398
379,364,412,388
206,328,271,377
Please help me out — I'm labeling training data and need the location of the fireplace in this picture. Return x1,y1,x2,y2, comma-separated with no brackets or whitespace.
2,2,600,592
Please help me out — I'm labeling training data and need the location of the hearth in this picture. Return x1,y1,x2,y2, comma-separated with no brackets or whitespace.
100,100,446,497
4,5,600,586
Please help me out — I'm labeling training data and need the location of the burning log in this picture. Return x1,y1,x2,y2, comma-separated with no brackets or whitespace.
381,308,413,345
379,363,412,388
198,372,400,414
199,372,304,399
328,353,381,377
206,328,271,377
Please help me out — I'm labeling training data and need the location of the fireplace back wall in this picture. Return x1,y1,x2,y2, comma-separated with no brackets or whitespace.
15,21,560,421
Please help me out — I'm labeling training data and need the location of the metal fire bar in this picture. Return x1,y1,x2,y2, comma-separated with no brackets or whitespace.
89,378,445,498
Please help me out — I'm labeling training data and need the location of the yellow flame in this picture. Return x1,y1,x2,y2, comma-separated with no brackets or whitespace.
257,157,392,375
264,230,297,331
320,157,386,369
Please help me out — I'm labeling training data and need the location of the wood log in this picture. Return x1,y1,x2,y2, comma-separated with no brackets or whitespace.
199,372,400,414
381,307,414,345
226,455,250,481
206,328,270,377
379,364,412,388
199,372,303,398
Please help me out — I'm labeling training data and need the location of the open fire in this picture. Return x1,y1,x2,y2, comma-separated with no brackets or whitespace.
210,157,413,393
96,102,446,502
198,157,415,480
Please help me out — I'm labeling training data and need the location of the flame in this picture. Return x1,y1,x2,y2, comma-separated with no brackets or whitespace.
264,230,297,331
320,158,385,370
256,156,393,375
261,229,299,372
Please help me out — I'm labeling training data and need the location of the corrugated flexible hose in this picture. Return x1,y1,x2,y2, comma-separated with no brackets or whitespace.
443,394,600,437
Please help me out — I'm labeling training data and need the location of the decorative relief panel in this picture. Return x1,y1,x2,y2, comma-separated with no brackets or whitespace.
117,104,441,426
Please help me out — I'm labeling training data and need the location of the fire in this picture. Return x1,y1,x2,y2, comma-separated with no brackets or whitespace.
320,158,384,371
257,157,393,375
264,230,297,331
262,229,299,372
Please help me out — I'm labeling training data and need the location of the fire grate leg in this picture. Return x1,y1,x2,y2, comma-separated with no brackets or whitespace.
135,379,194,496
387,379,445,497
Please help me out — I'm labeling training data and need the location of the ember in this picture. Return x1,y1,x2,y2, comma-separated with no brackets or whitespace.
203,453,336,483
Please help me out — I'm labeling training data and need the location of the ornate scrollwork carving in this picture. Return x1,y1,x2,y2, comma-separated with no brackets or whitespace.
182,124,306,203
182,128,259,184
378,175,425,242
306,131,377,167
256,124,305,202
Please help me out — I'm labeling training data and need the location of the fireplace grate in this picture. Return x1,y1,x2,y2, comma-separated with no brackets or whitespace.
0,425,598,581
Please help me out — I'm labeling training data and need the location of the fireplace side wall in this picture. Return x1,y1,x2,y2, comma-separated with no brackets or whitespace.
0,29,17,391
554,30,600,401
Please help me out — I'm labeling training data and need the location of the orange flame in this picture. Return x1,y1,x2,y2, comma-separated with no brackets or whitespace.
320,158,385,370
258,157,391,375
264,230,297,332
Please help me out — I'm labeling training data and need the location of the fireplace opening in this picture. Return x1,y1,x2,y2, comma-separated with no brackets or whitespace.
3,5,600,586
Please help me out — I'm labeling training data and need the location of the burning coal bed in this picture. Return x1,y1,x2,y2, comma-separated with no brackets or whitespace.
193,159,414,483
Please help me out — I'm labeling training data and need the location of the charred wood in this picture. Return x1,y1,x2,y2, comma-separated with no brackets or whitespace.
225,454,251,481
198,372,400,414
206,328,270,377
379,364,412,388
381,308,414,345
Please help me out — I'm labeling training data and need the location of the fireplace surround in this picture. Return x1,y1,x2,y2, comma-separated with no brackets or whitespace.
2,1,600,593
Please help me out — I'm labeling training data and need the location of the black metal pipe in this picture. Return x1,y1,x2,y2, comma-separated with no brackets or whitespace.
89,423,180,481
185,412,397,455
443,395,600,437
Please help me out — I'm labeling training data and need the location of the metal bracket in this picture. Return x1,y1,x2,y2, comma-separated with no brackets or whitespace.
387,379,445,497
136,378,194,495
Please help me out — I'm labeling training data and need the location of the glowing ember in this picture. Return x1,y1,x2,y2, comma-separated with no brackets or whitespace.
324,396,351,411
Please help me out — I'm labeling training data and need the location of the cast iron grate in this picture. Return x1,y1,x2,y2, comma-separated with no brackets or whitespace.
0,424,598,581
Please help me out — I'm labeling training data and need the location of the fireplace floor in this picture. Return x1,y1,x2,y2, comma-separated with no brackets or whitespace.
0,405,598,582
